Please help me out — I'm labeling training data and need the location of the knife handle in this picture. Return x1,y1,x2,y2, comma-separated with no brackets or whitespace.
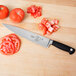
52,40,75,54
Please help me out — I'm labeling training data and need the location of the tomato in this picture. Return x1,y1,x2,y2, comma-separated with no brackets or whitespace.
0,5,9,19
41,18,48,25
39,23,45,30
8,34,21,53
47,30,53,35
0,34,21,55
43,27,48,35
48,27,54,33
39,18,59,35
53,19,59,25
9,8,25,23
50,20,55,25
27,5,42,18
50,19,59,25
0,41,15,55
52,25,59,32
45,21,51,28
1,36,12,42
27,5,36,14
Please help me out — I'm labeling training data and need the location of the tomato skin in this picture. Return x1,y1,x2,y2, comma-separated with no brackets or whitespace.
0,5,9,19
9,8,25,23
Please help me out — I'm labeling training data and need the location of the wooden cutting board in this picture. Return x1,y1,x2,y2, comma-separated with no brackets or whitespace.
0,0,76,76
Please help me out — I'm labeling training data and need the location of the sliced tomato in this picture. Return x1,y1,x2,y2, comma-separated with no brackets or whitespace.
50,20,55,25
39,18,59,35
1,36,12,42
43,27,48,35
0,34,21,55
27,5,42,18
39,23,45,30
52,25,59,32
45,21,51,28
0,41,15,55
7,34,21,53
41,18,48,25
48,27,54,32
47,30,53,35
53,19,59,25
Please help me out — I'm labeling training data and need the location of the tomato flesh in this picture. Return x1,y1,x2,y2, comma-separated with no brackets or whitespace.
39,18,59,35
0,41,15,55
27,5,42,18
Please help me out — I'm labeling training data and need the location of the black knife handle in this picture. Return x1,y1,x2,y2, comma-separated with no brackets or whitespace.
52,40,75,54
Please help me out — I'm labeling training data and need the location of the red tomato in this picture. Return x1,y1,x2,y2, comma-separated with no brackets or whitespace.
0,41,15,55
0,5,9,19
47,30,53,35
53,19,59,25
50,20,55,25
45,21,51,28
8,34,21,53
27,5,42,18
9,8,25,23
39,23,45,30
50,19,59,25
43,27,48,35
1,36,12,42
39,18,60,35
0,34,21,55
41,18,48,25
52,25,59,32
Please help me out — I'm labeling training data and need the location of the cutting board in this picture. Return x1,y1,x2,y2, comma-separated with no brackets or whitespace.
0,0,76,76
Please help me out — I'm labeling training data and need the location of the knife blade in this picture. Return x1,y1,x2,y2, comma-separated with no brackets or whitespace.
3,23,75,54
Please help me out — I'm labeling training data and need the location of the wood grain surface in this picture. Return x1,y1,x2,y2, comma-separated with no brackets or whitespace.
0,0,76,76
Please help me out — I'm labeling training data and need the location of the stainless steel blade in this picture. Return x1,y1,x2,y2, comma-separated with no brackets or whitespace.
3,23,53,48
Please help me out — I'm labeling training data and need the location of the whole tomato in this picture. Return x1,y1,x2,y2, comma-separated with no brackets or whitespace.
9,8,25,23
0,5,9,19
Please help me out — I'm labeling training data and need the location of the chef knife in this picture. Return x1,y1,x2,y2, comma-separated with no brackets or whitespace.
3,23,75,54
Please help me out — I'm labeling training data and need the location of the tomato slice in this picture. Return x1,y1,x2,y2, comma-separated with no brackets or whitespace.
8,34,21,53
1,36,12,42
0,34,21,55
0,41,15,55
